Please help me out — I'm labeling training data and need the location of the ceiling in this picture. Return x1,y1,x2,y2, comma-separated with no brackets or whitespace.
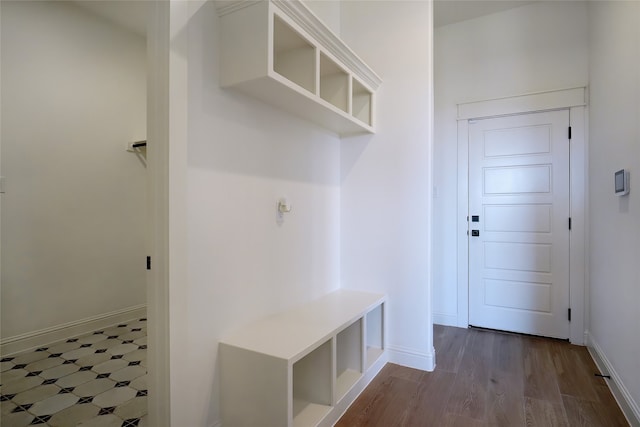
71,1,537,39
434,0,537,28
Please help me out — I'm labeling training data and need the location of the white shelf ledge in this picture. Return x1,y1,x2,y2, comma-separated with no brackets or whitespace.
221,289,384,362
293,400,332,427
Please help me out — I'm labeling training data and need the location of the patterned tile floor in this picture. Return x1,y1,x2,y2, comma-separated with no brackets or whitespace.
0,318,148,427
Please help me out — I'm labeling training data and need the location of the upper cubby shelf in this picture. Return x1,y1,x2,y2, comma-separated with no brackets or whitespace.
215,0,382,137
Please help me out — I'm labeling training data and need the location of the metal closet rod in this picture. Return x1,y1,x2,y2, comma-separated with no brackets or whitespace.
132,140,147,148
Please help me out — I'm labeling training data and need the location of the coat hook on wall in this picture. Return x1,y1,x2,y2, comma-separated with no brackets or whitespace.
276,197,292,224
277,198,292,214
126,140,147,152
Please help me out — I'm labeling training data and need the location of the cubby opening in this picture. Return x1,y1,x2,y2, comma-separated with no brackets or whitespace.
292,339,333,427
352,78,373,126
365,304,384,369
319,53,349,113
272,15,316,94
336,319,363,402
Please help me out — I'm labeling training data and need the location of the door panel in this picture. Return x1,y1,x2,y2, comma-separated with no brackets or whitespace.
469,110,570,339
484,205,551,233
484,279,551,312
484,165,551,194
483,242,552,272
483,124,551,157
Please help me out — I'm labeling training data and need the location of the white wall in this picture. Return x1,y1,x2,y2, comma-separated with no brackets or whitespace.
587,0,640,419
303,0,341,35
433,1,589,325
166,1,434,424
1,2,146,339
170,2,341,425
339,1,434,370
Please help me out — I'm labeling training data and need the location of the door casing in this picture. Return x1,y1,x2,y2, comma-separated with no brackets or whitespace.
456,87,588,344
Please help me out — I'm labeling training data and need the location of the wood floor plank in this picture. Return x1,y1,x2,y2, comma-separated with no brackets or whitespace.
486,370,525,427
403,369,456,425
522,337,563,404
334,364,392,426
440,412,487,427
491,330,523,376
563,394,629,427
334,373,419,427
445,368,488,421
384,362,425,383
433,324,470,374
337,326,628,427
524,396,569,427
486,330,525,425
460,328,494,377
433,323,447,344
550,341,600,402
593,383,630,426
444,330,493,421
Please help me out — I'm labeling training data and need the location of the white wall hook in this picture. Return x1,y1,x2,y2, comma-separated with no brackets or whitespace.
277,198,292,214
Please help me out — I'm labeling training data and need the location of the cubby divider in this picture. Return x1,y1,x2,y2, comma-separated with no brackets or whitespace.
365,303,384,369
335,319,363,402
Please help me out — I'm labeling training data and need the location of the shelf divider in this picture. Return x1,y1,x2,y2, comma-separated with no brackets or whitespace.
365,303,384,369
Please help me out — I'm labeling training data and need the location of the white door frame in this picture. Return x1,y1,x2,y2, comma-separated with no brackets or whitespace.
146,2,170,425
456,87,588,344
146,1,185,425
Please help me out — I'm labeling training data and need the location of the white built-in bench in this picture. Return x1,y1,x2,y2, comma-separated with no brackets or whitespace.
219,289,387,427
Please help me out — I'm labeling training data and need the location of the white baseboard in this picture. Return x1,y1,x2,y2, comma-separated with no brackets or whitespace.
587,332,640,427
1,304,147,356
387,344,436,372
433,312,458,327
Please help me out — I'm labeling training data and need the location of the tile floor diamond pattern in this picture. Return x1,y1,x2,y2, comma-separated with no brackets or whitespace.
0,318,148,426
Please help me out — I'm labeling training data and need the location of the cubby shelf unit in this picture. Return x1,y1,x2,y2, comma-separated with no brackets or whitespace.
215,0,382,137
219,290,387,427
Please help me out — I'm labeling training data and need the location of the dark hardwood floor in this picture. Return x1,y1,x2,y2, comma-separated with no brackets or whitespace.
336,325,628,426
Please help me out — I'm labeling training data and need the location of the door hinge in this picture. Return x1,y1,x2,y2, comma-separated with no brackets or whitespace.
568,308,572,322
568,217,572,230
146,256,151,270
568,126,572,140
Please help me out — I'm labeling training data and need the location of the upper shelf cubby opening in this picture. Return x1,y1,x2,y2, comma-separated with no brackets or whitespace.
319,53,349,113
273,15,316,95
352,78,373,127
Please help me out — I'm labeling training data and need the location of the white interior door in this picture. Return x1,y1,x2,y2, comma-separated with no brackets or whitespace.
468,110,570,339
